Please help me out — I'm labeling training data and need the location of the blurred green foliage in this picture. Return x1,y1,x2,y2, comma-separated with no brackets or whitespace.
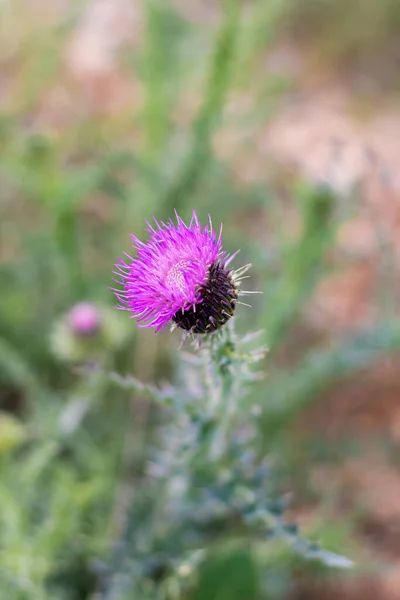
1,0,399,598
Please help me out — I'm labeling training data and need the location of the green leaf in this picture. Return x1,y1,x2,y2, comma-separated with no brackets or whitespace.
193,549,259,600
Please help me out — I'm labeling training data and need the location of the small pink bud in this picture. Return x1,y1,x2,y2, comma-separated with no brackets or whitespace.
68,303,101,336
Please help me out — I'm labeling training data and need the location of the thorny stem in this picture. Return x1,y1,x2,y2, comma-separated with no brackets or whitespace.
102,315,353,598
200,320,242,460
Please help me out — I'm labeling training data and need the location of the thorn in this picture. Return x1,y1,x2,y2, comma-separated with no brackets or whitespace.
225,249,240,267
234,263,252,276
178,331,190,350
218,222,223,244
239,290,263,295
235,275,251,281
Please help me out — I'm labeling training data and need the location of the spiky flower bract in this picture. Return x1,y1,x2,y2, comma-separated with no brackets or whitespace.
112,211,250,335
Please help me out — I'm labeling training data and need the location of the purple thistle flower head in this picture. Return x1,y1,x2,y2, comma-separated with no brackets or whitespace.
68,303,101,336
112,211,245,334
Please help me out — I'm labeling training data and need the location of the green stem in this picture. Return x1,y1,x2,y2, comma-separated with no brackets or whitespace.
203,323,238,460
160,0,240,214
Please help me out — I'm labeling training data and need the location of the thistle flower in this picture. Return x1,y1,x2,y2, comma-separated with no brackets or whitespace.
50,303,129,363
112,211,252,335
68,303,101,336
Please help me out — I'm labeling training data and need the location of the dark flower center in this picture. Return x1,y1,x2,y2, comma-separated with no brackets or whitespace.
172,262,237,334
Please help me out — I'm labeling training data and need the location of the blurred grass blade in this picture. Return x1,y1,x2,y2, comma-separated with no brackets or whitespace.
0,337,43,397
141,1,188,161
161,0,240,213
264,184,337,352
261,323,400,436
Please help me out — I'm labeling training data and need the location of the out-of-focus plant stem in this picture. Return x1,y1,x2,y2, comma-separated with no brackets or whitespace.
261,322,400,440
264,184,337,353
160,0,240,215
